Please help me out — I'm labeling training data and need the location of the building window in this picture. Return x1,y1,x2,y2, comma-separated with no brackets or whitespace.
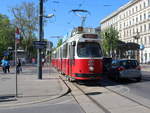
136,6,138,11
144,2,146,8
140,4,142,9
136,17,138,23
140,15,142,21
140,37,143,44
120,23,122,29
129,21,131,26
124,31,125,37
148,12,150,19
144,13,146,20
148,0,150,6
133,18,135,24
140,26,143,32
149,23,150,30
130,29,131,36
132,8,134,14
126,11,128,17
133,28,135,34
145,37,147,44
129,10,131,15
144,24,147,31
145,53,147,62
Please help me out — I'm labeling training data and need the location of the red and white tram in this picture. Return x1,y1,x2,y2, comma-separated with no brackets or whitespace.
51,27,103,81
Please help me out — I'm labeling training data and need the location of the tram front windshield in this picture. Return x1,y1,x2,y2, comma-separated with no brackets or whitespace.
77,42,102,57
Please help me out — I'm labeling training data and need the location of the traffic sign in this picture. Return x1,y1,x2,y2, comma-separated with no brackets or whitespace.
34,45,47,49
33,41,47,49
3,51,9,56
33,41,47,45
140,45,145,50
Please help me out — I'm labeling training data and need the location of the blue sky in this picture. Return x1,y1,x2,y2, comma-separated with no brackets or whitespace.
0,0,130,47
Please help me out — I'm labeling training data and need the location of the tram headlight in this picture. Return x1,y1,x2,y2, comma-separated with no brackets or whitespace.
89,66,94,72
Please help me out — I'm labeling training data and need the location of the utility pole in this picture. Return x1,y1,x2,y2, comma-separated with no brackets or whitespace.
38,0,43,79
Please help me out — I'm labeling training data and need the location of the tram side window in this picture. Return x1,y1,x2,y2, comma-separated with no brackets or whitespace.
69,44,75,59
63,44,68,58
60,48,63,59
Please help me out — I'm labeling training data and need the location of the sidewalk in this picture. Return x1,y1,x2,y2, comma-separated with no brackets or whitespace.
141,64,150,72
0,65,69,108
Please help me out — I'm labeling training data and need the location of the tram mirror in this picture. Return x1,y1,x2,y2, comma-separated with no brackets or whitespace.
71,41,76,46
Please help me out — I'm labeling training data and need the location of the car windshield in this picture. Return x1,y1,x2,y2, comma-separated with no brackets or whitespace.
77,42,102,57
119,60,139,69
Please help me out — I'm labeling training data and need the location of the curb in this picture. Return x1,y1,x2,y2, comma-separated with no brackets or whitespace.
0,76,70,108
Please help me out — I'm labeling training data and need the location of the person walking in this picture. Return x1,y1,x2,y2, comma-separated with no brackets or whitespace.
5,59,10,73
1,57,7,73
17,59,22,74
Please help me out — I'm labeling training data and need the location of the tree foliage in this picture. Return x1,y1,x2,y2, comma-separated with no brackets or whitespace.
57,39,63,47
101,26,119,57
0,14,15,58
10,2,38,59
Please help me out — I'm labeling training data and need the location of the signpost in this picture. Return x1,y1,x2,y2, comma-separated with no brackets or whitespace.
15,27,20,97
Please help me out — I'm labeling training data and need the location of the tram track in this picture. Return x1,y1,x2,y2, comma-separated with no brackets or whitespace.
59,74,150,113
104,85,150,110
72,82,111,113
72,81,150,113
101,77,150,110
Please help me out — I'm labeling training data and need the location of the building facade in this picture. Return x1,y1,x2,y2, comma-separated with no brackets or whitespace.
100,0,150,63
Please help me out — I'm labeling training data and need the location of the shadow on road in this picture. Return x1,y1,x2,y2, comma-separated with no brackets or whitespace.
100,73,150,87
0,95,16,102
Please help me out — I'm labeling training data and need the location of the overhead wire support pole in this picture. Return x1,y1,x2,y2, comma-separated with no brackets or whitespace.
15,36,18,97
15,27,20,98
38,0,43,79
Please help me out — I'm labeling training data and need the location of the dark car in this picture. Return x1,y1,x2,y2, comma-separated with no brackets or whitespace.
108,59,142,82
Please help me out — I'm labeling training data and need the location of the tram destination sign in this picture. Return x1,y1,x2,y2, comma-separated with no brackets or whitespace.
33,41,47,49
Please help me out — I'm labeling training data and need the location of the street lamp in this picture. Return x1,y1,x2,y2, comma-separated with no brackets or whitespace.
38,0,54,79
43,14,54,18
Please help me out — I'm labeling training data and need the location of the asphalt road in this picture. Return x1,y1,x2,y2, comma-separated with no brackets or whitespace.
101,70,150,107
0,94,85,113
126,71,150,99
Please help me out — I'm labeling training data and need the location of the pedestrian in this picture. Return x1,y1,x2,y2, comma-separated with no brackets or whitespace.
5,59,10,73
17,59,22,74
1,57,7,73
42,58,45,66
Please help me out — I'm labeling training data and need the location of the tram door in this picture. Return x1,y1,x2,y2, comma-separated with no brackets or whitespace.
69,42,75,76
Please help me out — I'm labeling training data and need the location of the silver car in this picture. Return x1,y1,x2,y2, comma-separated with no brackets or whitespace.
108,59,142,82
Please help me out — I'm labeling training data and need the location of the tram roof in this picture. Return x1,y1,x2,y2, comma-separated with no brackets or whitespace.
70,27,97,37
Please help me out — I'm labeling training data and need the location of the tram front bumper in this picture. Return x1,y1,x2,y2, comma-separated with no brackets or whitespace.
74,73,103,80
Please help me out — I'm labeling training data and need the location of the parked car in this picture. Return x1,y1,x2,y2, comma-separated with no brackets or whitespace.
108,59,142,82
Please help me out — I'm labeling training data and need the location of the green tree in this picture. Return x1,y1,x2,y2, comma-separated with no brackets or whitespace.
101,26,119,57
10,2,38,59
57,39,63,47
0,14,15,58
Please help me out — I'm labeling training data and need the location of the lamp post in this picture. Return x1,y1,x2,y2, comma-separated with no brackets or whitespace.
38,0,54,79
37,0,43,79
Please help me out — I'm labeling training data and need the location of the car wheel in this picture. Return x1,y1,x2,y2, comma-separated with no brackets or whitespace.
136,76,142,82
115,73,121,82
